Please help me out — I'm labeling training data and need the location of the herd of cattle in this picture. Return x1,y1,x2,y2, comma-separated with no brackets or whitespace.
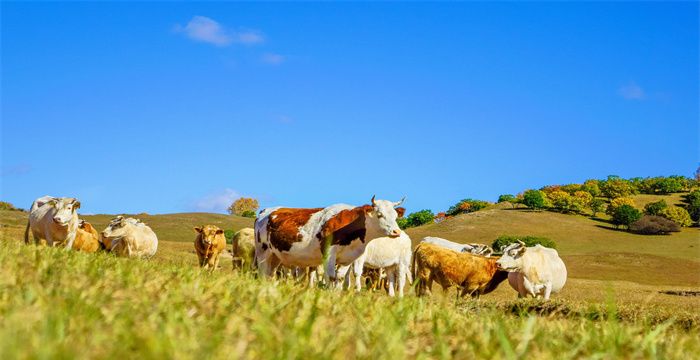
23,195,568,299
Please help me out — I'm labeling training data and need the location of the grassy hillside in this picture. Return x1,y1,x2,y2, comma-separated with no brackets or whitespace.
1,241,698,359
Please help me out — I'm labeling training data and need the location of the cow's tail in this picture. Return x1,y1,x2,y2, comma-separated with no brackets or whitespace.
24,221,31,245
411,243,421,285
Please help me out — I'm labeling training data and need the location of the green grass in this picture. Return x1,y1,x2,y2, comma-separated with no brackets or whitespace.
1,241,698,359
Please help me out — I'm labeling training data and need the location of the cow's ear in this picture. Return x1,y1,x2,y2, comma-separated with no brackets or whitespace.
395,207,406,218
320,206,369,239
518,246,526,255
194,227,202,233
216,229,224,235
73,200,81,210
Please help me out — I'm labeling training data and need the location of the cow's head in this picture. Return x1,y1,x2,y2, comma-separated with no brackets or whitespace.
49,197,80,226
101,216,130,239
366,195,405,238
495,240,527,271
194,225,224,245
466,243,494,257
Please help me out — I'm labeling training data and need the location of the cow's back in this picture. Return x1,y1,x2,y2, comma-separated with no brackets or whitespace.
421,237,467,253
232,228,255,263
363,232,411,268
112,224,158,258
523,245,567,293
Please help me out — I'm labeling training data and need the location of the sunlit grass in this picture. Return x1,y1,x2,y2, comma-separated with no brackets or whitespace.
0,241,697,359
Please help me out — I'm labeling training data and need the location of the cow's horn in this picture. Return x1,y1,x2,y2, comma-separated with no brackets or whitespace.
371,195,377,206
517,240,526,246
394,196,406,207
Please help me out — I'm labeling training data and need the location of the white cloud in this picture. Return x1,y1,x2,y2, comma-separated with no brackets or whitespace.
262,53,285,65
191,188,240,213
175,16,264,47
618,82,646,100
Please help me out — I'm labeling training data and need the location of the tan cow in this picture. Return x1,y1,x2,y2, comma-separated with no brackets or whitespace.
413,242,508,298
25,196,81,248
231,227,255,270
194,225,226,270
72,220,101,253
101,216,158,258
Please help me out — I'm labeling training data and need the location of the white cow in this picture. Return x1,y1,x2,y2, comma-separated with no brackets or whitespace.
101,216,158,258
495,241,567,300
337,231,413,297
25,196,81,248
420,236,493,256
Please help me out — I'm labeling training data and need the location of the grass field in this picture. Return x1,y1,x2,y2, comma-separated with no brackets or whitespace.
1,193,699,358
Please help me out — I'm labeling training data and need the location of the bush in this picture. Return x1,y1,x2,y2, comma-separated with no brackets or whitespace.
241,210,257,218
491,235,557,252
681,190,700,224
497,194,516,204
659,206,692,227
630,215,680,235
548,190,572,213
600,176,635,199
611,205,642,230
224,230,235,244
521,190,547,210
403,210,435,228
446,199,489,216
606,197,636,216
0,201,20,211
397,217,409,229
643,200,668,216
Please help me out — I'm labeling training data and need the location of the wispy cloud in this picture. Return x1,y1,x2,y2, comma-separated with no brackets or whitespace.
0,164,32,177
175,16,264,47
278,115,293,124
618,82,646,100
190,188,240,213
262,53,285,65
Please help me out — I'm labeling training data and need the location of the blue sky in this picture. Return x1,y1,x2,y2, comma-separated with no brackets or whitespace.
1,2,698,215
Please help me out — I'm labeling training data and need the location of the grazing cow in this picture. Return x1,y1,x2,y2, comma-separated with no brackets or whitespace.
25,196,81,248
413,242,508,298
337,230,413,297
194,225,227,270
254,196,405,282
72,220,102,253
231,227,255,270
496,241,567,300
420,236,493,256
101,216,158,258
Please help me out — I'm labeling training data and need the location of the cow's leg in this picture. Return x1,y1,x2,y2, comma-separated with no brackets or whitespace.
323,246,338,285
353,261,363,293
212,253,221,271
386,267,396,297
336,264,351,291
397,264,406,298
543,283,552,300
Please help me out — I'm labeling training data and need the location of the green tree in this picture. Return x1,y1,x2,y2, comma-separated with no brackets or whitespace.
405,209,435,228
446,199,489,216
589,198,606,217
497,194,516,204
643,200,668,216
228,198,259,216
600,176,635,199
606,197,636,216
582,179,601,197
682,189,700,224
548,190,572,213
611,205,642,230
521,190,547,210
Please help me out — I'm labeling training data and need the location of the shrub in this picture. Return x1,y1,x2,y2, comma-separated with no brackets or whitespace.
446,199,489,216
606,197,636,216
491,235,557,252
241,210,257,218
600,176,635,199
589,198,606,217
643,200,668,216
0,201,20,211
521,190,547,210
404,210,435,228
228,198,259,216
582,179,601,197
630,215,680,235
497,194,516,204
611,205,642,230
548,190,572,213
681,190,700,224
659,206,692,227
560,184,583,194
224,230,235,244
397,217,409,229
571,191,593,213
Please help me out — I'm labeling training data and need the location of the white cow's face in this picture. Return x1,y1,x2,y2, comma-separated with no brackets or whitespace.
49,198,80,225
102,216,128,239
496,242,526,271
365,196,405,238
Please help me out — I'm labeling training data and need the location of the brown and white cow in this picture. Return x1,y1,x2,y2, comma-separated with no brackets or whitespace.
412,242,508,298
254,196,405,282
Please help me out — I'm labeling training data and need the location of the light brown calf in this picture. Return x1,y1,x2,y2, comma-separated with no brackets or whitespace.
72,220,101,253
194,225,226,270
412,242,508,298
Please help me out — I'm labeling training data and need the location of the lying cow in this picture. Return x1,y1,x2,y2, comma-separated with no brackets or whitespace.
413,242,508,298
255,196,405,283
232,227,255,270
420,236,493,256
337,229,413,297
194,225,227,270
101,216,158,258
25,196,81,248
72,220,102,253
496,241,567,300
